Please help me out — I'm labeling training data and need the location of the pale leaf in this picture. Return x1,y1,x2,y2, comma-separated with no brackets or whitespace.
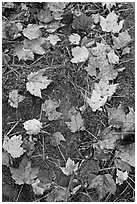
8,89,25,108
60,158,79,176
37,8,53,23
69,33,81,45
46,186,68,202
122,47,130,55
24,37,47,55
14,45,34,61
102,2,116,11
52,132,66,146
31,179,45,195
100,11,124,33
71,46,89,63
107,50,119,64
24,119,42,135
48,2,68,12
46,34,61,46
3,135,26,158
116,169,128,185
112,30,132,49
23,24,42,40
92,13,100,24
10,156,39,185
26,69,52,98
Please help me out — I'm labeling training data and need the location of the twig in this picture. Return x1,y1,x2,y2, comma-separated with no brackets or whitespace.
57,145,66,163
4,119,21,137
16,185,23,202
85,129,98,140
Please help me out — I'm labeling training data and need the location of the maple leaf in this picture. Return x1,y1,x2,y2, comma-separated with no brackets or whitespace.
42,99,62,121
46,34,61,46
24,119,42,135
69,33,81,45
112,30,132,49
14,45,34,61
10,156,39,185
3,135,26,158
116,169,128,185
26,69,52,98
42,21,65,33
48,2,68,12
65,107,85,132
23,24,42,40
24,37,47,55
100,11,124,33
114,158,131,172
72,13,93,31
31,179,45,195
71,46,89,63
107,50,119,64
115,143,135,167
88,174,116,200
122,107,135,133
92,13,100,24
85,80,118,111
8,89,25,108
52,132,66,146
60,158,79,176
37,8,54,23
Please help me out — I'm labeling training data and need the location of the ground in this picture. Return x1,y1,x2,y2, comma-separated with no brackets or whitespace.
2,2,135,202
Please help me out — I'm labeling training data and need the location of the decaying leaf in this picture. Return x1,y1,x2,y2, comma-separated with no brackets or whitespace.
65,107,85,132
60,158,79,176
46,34,61,46
24,119,42,135
107,50,119,64
122,47,130,55
100,11,124,33
71,46,89,63
31,179,45,195
42,99,62,121
23,24,42,40
10,156,39,185
24,37,47,55
122,107,135,133
116,169,128,185
46,186,68,202
85,80,118,111
92,13,100,24
52,132,66,146
14,45,34,61
72,13,93,31
2,151,10,167
112,30,132,49
114,158,131,172
115,143,135,167
3,135,26,158
48,2,68,20
69,33,80,45
37,8,54,23
26,69,52,98
88,174,116,200
8,89,25,108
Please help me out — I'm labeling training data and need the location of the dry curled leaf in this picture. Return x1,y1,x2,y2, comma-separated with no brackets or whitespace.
8,89,25,108
3,135,26,158
69,33,81,45
107,50,119,64
10,156,39,185
100,11,124,33
24,119,42,135
71,46,89,63
46,34,61,46
23,24,42,40
26,69,52,98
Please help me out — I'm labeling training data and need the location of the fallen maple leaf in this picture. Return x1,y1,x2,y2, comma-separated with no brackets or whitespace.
60,158,79,176
48,2,68,12
100,11,124,33
42,99,62,121
3,135,26,158
71,46,89,63
23,24,42,40
116,143,135,167
8,89,25,108
14,45,34,61
65,107,85,132
112,30,132,49
26,69,52,98
24,37,47,55
24,119,42,135
88,174,116,200
92,13,100,24
116,169,128,185
52,132,66,146
46,34,61,46
31,179,45,195
37,8,54,23
102,2,116,11
46,186,68,202
72,13,93,31
10,156,39,185
69,33,81,45
122,107,135,133
107,50,119,64
122,47,130,55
